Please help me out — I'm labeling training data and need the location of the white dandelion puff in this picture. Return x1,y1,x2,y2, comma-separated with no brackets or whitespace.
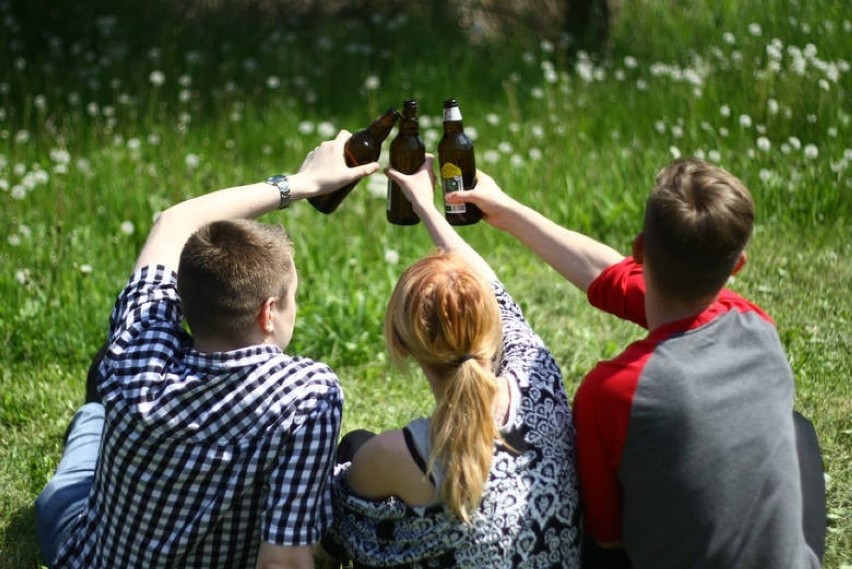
149,70,165,87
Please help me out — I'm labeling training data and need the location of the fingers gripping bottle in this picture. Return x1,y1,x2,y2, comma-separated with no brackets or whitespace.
438,98,481,226
308,107,400,214
387,99,424,225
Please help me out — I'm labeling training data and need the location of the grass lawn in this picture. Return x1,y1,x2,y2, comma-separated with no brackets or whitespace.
1,0,849,566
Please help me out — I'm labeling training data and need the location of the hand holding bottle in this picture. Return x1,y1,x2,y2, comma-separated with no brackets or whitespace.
289,131,381,200
385,155,438,219
444,170,517,232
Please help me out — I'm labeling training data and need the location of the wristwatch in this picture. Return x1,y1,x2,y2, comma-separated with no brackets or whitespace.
266,174,292,209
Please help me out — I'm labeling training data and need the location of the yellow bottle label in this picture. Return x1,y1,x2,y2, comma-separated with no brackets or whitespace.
441,163,462,179
441,162,466,213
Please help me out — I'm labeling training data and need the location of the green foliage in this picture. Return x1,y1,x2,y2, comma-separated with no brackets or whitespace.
1,0,849,566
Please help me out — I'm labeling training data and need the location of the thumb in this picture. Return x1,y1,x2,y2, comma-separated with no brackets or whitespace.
351,161,381,178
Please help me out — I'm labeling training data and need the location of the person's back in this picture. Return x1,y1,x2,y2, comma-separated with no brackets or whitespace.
36,132,375,569
321,159,582,568
574,158,821,568
580,266,817,568
444,158,825,568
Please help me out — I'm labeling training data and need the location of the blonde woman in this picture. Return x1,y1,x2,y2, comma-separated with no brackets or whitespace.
319,156,581,568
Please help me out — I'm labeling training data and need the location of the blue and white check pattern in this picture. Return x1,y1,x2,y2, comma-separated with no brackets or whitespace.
54,265,343,568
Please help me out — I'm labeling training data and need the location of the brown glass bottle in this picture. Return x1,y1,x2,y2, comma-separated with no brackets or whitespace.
387,100,424,225
308,107,400,214
438,98,481,225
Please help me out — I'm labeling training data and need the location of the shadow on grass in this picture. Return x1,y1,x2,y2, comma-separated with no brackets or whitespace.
1,505,42,569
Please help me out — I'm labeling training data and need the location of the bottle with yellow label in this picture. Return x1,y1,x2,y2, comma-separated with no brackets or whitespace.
438,98,481,226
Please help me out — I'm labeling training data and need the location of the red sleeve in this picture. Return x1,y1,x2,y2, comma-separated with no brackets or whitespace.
587,257,648,329
572,341,653,543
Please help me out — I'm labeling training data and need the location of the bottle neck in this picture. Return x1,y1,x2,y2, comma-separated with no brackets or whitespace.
370,110,401,141
399,115,420,134
443,105,463,122
443,119,464,134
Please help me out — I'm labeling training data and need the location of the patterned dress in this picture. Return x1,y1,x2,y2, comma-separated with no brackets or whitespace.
326,281,582,568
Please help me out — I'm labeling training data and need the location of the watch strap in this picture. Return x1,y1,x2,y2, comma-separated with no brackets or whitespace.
265,174,292,209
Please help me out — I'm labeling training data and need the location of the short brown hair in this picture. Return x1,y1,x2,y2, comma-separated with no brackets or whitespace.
643,158,754,301
178,219,294,343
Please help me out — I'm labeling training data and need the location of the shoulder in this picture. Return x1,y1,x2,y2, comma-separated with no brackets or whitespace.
347,430,435,506
575,339,654,410
716,288,775,325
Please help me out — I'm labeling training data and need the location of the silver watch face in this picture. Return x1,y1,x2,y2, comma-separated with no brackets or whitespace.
266,175,291,208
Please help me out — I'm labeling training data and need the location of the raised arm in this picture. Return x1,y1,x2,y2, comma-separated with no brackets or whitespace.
384,155,496,283
447,172,624,293
135,131,380,272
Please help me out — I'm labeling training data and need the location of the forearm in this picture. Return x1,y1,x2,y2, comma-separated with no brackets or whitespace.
497,200,624,293
134,173,318,272
416,204,497,283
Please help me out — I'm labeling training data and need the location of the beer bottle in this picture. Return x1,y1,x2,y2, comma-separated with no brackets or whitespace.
308,107,400,214
387,99,424,225
438,98,481,226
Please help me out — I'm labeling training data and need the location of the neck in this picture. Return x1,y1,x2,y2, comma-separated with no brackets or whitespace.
644,285,716,331
193,330,272,354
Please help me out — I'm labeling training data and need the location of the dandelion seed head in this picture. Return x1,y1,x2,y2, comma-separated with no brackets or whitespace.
8,234,21,246
486,113,500,126
384,248,400,265
363,75,380,90
748,23,762,37
738,114,753,128
79,264,93,275
483,149,499,164
185,153,200,170
723,32,736,45
720,105,731,117
804,144,819,159
756,137,771,152
149,70,165,87
767,98,779,115
120,221,135,235
317,121,336,138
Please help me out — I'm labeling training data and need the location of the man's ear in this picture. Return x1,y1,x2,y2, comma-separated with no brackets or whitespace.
731,251,748,275
257,297,276,334
632,233,645,263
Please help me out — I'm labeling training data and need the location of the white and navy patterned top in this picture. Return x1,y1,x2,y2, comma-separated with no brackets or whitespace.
54,265,343,568
327,281,582,568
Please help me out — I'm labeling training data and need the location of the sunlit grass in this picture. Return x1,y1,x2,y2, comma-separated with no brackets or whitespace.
0,0,849,567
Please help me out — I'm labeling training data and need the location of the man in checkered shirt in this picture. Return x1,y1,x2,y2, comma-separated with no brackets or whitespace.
35,132,379,569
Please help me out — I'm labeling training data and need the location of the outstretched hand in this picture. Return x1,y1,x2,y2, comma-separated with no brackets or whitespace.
444,170,517,231
294,130,381,197
384,154,438,215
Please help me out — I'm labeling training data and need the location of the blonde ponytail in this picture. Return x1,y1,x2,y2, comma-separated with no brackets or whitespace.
430,357,499,523
385,250,503,523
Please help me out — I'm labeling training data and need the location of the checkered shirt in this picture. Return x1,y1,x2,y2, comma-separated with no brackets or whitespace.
54,265,343,568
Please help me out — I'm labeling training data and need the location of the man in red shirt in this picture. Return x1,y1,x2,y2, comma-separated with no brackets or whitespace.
450,158,825,569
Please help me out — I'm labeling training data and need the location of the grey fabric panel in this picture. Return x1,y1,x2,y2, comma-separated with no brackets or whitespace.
620,309,819,569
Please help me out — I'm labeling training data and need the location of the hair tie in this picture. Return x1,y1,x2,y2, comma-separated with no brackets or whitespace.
456,354,475,366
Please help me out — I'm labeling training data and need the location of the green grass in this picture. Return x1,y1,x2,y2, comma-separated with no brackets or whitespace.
1,0,850,567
